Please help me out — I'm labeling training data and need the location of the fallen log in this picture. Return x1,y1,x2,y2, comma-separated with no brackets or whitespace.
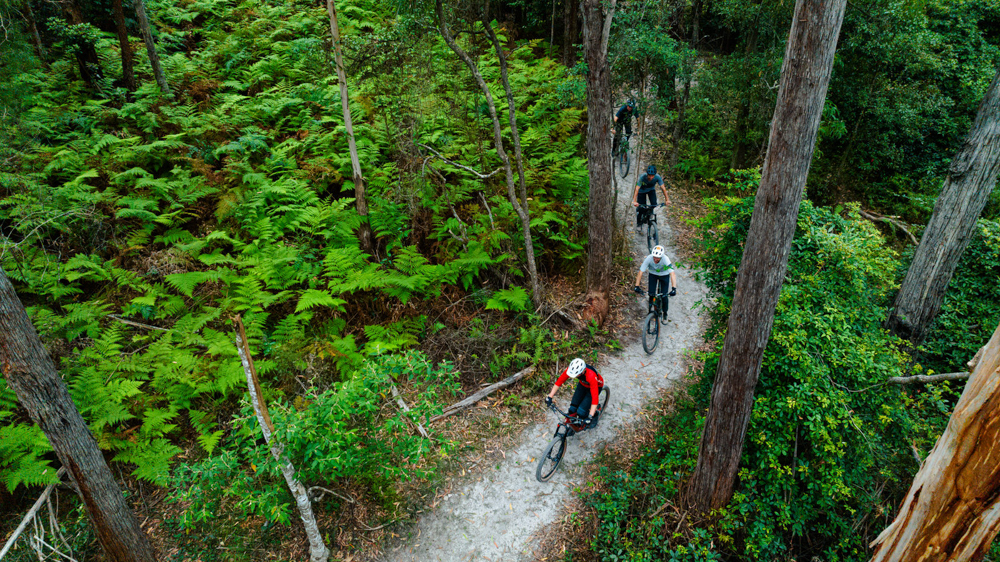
429,366,535,423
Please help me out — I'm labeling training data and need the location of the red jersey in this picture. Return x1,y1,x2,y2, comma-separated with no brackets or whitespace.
555,365,604,404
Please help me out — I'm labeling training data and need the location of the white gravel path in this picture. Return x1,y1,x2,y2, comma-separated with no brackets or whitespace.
380,137,709,562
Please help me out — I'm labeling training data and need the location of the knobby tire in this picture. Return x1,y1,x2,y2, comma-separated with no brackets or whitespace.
646,220,658,253
619,149,630,178
642,312,659,354
536,435,567,482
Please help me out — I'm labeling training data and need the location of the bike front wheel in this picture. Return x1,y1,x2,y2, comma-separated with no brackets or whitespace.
646,220,659,253
642,312,659,354
536,434,568,482
619,149,630,178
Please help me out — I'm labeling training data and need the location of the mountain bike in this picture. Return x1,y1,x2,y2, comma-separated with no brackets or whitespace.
536,388,611,482
636,203,664,253
612,133,630,178
639,288,670,354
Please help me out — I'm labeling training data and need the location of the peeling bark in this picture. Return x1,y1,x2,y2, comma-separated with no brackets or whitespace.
871,322,1000,561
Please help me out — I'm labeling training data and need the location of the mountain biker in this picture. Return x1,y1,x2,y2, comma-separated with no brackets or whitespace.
631,164,670,227
544,358,604,430
634,245,677,313
613,99,637,154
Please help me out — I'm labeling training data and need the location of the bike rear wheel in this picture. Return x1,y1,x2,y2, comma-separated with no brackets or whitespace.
646,220,659,253
597,387,611,415
642,312,659,354
536,434,567,482
619,149,630,178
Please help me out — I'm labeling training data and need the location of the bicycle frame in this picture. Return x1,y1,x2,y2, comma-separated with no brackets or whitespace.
636,204,661,225
547,402,587,436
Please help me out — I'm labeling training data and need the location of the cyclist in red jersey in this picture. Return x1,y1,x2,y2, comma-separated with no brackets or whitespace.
544,358,604,429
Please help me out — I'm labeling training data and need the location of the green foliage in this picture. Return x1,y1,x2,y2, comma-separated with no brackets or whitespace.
921,219,1000,371
589,200,954,560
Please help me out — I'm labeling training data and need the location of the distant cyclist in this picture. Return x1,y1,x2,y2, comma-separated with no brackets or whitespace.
613,99,637,155
544,358,604,430
631,164,670,227
634,245,677,311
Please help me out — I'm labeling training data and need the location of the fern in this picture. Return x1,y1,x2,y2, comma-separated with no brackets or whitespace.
485,286,530,312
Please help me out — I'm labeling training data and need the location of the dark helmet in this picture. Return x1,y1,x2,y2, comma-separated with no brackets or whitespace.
646,164,656,175
626,99,636,109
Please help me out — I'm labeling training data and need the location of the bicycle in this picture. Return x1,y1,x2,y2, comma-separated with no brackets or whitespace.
536,388,611,482
636,203,664,253
636,287,670,354
612,133,630,178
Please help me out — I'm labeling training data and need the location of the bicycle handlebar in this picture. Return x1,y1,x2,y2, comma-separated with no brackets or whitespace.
636,204,666,209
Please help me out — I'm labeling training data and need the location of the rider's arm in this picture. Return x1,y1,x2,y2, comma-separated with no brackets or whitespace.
670,270,678,289
631,183,640,206
547,370,569,398
634,270,644,287
660,178,671,205
586,371,600,417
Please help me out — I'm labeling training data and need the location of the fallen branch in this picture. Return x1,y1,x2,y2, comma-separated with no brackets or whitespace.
429,366,535,423
0,467,66,559
418,144,502,179
108,314,170,332
887,372,970,385
858,210,919,245
391,384,430,439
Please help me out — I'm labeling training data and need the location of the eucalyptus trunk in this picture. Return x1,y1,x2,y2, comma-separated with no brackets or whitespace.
132,0,171,96
24,1,46,61
886,69,1000,342
327,0,373,255
0,267,156,562
562,0,578,67
684,0,848,513
870,322,1000,561
112,0,137,91
580,0,616,325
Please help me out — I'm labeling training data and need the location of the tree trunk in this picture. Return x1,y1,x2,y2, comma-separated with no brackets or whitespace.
24,1,46,61
435,0,541,307
563,0,578,67
886,69,1000,343
579,0,616,325
112,0,137,92
870,322,1000,561
482,18,542,307
0,268,156,562
233,318,329,562
132,0,171,96
327,0,373,255
61,0,103,86
684,0,848,513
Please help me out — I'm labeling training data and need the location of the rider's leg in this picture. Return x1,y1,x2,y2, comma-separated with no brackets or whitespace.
568,382,588,417
648,273,665,311
637,191,649,226
613,121,624,154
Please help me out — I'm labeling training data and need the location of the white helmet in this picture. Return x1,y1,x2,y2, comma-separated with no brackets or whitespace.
651,245,665,258
566,358,586,378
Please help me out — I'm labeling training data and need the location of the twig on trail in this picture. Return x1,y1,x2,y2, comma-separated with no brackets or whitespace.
858,210,919,245
886,372,970,385
108,314,171,332
391,384,431,439
429,366,535,423
418,144,502,179
309,486,355,503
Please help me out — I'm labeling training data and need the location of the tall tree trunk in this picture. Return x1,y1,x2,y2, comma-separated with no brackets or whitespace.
233,318,329,562
61,0,103,86
482,18,542,307
24,0,46,61
684,0,848,513
870,322,1000,561
435,0,542,307
0,268,156,562
327,0,373,255
563,0,578,67
132,0,171,96
579,0,617,325
111,0,137,92
886,69,1000,342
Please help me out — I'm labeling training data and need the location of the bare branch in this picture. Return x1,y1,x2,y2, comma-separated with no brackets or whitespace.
418,144,501,179
858,210,919,245
886,372,970,385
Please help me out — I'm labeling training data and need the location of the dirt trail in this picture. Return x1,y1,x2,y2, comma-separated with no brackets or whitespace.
380,137,709,562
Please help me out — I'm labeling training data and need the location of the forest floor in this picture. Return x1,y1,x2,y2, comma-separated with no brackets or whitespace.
377,137,711,562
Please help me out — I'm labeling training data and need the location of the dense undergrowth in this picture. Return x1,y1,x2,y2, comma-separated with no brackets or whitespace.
573,183,1000,561
0,0,603,556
